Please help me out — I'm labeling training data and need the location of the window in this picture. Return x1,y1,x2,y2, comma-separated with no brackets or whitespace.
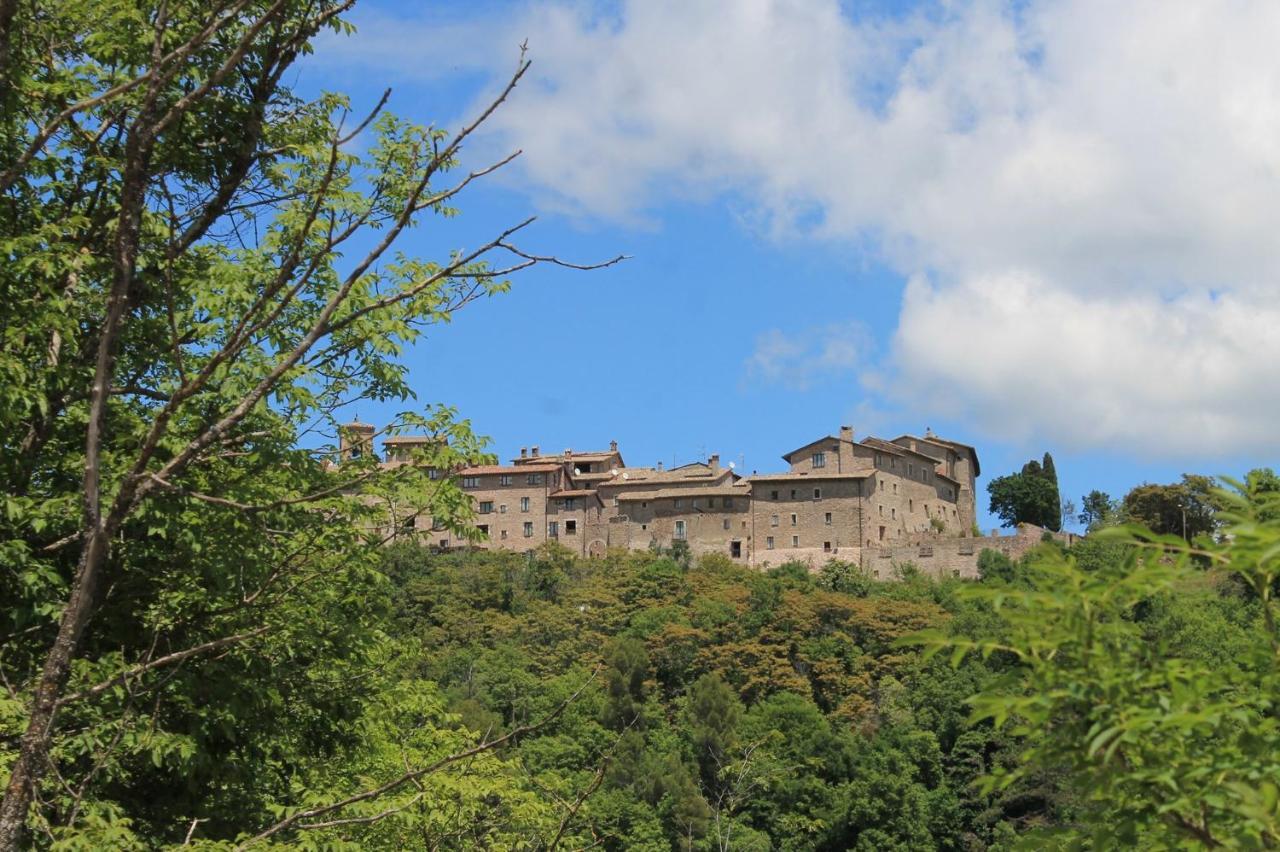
479,501,493,514
823,541,831,552
879,505,884,517
561,498,576,510
723,497,733,508
526,473,543,485
428,468,441,480
439,538,448,549
891,507,896,519
908,463,914,476
499,504,507,514
875,452,882,465
477,524,489,536
675,498,683,509
766,536,775,550
548,521,559,537
813,488,821,500
613,497,620,507
790,513,798,526
908,500,913,512
893,482,898,494
770,514,779,527
879,525,885,540
824,512,832,525
723,518,731,530
462,476,479,488
812,452,826,468
523,522,533,538
879,479,885,492
790,489,797,499
520,497,530,512
674,520,686,540
565,520,577,535
791,535,799,547
499,475,512,486
771,490,779,500
501,529,508,540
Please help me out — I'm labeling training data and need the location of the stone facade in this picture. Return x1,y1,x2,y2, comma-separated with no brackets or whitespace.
348,422,1057,578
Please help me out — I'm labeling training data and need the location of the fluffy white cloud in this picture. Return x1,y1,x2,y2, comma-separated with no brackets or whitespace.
327,0,1280,457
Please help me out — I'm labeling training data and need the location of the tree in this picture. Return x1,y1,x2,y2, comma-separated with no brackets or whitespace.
602,636,650,730
0,1,617,844
987,470,1058,529
914,482,1280,847
1078,489,1117,531
1121,475,1218,541
1040,453,1062,532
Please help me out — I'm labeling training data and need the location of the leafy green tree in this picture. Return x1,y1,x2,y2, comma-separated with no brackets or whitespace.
1121,474,1218,541
1078,489,1118,530
0,0,616,844
914,482,1280,848
685,672,743,798
987,469,1058,529
602,636,651,730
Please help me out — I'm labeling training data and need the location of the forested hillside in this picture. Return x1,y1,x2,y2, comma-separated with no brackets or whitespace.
370,545,1049,850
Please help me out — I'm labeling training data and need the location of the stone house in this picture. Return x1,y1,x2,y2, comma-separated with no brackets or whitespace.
352,422,1040,578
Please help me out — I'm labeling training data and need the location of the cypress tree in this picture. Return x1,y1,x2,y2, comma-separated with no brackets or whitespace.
1042,453,1062,531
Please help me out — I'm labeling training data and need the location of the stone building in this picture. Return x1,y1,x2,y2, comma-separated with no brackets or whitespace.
351,422,1063,578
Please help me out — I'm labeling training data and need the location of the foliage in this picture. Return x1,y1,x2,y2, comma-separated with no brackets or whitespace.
1121,475,1219,541
0,0,614,845
986,466,1059,530
386,546,1058,850
1078,489,1119,531
912,480,1280,848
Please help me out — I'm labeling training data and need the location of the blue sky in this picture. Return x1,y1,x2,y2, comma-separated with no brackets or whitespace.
298,0,1280,531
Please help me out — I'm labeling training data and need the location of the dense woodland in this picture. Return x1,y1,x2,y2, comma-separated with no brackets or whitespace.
3,1,1280,848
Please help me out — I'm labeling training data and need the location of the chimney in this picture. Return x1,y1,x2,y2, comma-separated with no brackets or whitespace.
520,447,527,459
839,425,854,442
609,439,618,453
531,445,540,457
656,461,663,472
564,448,572,458
709,453,720,472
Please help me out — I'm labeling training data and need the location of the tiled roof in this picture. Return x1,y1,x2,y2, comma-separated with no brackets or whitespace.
459,463,560,475
383,435,438,444
863,436,938,463
602,466,728,486
616,486,744,501
746,472,871,482
781,435,844,462
888,434,981,477
550,489,599,498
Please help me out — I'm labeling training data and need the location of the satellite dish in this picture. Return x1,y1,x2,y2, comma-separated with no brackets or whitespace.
610,467,618,476
728,461,736,469
622,472,630,480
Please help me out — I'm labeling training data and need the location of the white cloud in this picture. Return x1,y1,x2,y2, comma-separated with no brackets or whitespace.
329,0,1280,457
744,322,871,390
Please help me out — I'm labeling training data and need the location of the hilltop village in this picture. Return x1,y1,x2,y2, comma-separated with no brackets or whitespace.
343,424,1074,577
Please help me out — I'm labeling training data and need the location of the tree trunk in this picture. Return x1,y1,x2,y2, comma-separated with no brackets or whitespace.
0,530,108,849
